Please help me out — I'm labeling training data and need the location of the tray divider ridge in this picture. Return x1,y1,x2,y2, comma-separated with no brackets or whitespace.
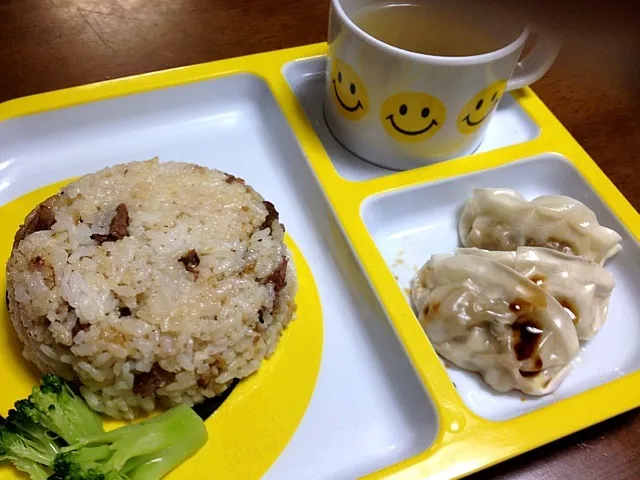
272,45,640,479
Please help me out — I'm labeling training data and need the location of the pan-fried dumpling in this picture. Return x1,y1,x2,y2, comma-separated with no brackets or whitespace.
457,247,615,340
411,254,580,395
458,188,622,265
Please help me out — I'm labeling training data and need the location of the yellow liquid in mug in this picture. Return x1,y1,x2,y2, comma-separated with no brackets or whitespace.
352,2,506,57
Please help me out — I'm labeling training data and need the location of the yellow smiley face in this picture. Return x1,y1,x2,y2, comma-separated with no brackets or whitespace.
457,80,507,134
331,58,368,121
380,92,446,142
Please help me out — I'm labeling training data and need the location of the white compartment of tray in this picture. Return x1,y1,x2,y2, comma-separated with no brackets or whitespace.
283,56,540,182
361,154,640,421
0,73,438,479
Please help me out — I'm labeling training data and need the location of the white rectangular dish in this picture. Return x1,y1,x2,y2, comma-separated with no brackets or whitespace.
1,43,639,480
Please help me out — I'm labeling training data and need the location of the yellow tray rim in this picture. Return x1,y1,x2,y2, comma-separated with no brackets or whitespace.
1,42,639,480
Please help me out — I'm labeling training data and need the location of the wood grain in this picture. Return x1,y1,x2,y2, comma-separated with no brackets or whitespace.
1,1,639,478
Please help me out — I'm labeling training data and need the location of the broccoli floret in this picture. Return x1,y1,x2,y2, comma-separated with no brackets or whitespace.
17,374,103,445
50,404,207,480
1,374,103,480
5,409,61,461
3,376,207,480
0,413,60,480
49,451,125,480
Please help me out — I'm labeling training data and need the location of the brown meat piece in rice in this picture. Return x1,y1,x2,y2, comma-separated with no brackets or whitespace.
13,195,59,248
5,159,297,419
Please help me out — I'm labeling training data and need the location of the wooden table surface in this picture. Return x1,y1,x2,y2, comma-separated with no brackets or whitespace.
1,0,639,479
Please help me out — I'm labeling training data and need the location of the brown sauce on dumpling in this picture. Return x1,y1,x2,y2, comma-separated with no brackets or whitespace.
519,357,544,377
511,311,544,362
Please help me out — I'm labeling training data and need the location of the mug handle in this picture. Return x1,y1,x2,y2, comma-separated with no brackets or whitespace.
506,29,562,91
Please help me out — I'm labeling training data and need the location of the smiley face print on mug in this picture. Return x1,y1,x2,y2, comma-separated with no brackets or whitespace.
330,58,505,142
380,92,447,142
331,58,369,121
457,80,507,134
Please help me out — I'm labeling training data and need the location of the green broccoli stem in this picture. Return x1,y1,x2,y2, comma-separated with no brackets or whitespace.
126,406,208,480
70,444,113,464
58,389,104,442
70,402,191,449
10,418,61,463
10,457,50,480
6,439,55,466
127,442,203,480
65,404,207,480
2,415,62,478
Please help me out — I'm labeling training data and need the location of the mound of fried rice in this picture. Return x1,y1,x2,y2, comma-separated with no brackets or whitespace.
6,159,296,419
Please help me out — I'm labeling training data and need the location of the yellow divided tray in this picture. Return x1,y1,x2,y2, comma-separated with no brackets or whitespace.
0,43,639,480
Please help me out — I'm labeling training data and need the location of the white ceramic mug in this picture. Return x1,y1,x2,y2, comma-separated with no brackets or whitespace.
324,0,561,170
